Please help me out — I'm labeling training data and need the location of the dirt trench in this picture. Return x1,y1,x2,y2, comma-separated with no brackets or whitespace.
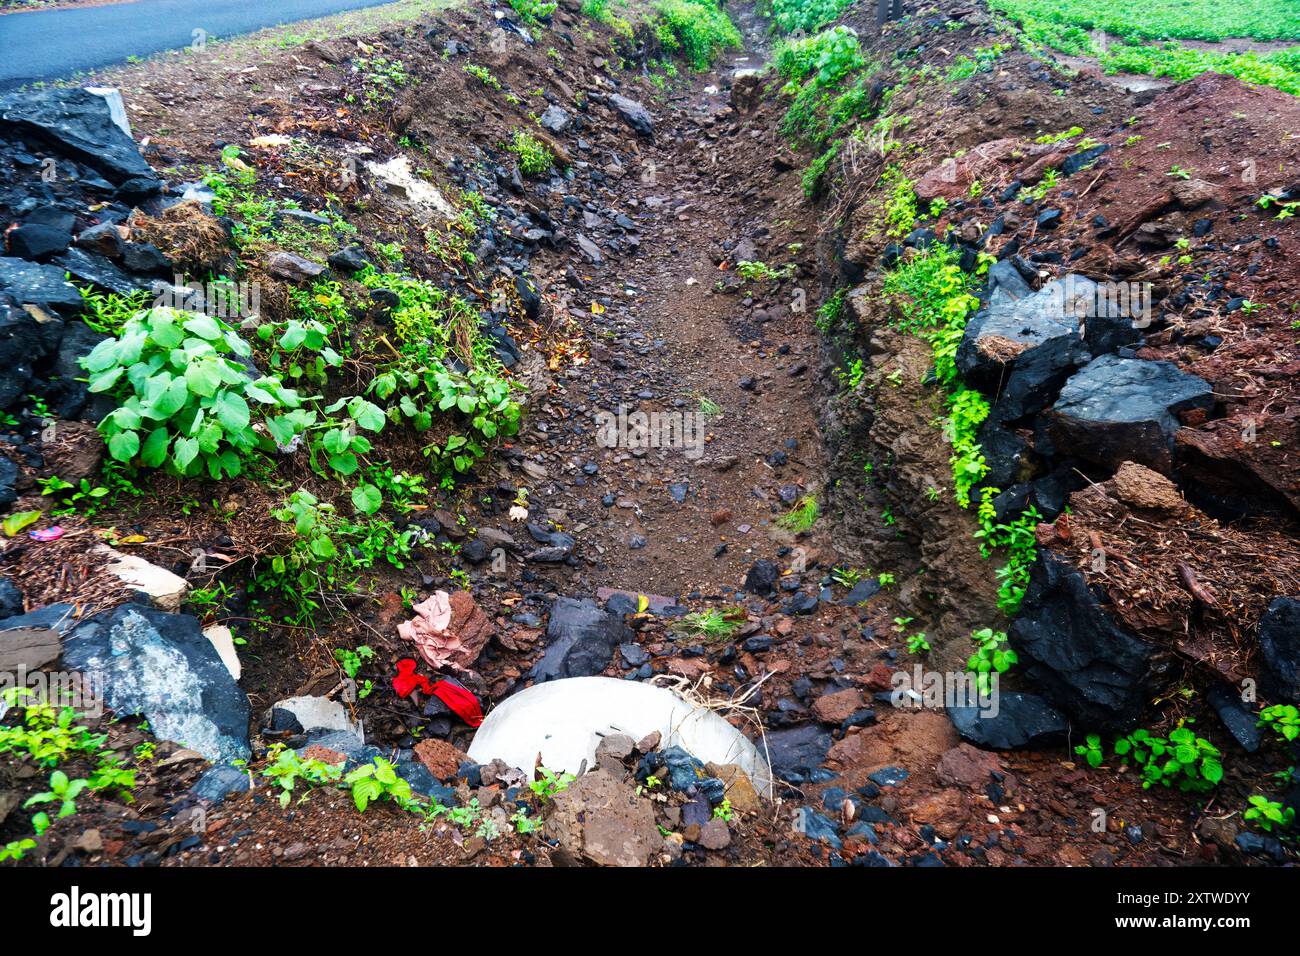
509,8,838,604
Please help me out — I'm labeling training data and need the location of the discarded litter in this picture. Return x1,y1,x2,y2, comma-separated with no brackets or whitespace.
467,676,772,795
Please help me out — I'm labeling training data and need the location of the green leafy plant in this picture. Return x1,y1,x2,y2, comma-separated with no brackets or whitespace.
345,757,413,812
1244,794,1295,833
1259,703,1300,744
966,627,1018,694
1113,724,1224,791
508,130,555,177
1075,733,1106,768
334,645,375,679
0,839,36,862
529,766,575,801
735,259,796,281
260,743,344,807
24,770,89,833
510,0,557,23
81,306,308,479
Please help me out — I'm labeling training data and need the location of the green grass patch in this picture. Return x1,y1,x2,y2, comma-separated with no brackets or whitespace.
653,0,742,70
993,0,1300,96
768,0,854,35
990,0,1300,43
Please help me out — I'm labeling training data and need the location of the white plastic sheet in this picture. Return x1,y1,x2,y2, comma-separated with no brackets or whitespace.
468,676,772,796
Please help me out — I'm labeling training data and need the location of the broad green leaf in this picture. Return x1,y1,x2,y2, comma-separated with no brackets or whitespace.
108,430,140,462
214,392,251,432
3,511,41,537
348,398,386,432
185,360,222,398
309,535,337,559
140,427,169,468
87,366,125,393
173,436,199,471
328,452,358,476
183,314,222,340
351,483,382,514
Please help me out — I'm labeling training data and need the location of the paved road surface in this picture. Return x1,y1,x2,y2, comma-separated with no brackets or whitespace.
0,0,403,89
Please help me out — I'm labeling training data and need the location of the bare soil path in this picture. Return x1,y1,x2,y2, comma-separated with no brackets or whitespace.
517,7,832,601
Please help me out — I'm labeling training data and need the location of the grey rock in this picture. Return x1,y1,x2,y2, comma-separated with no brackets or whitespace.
191,764,250,804
1047,355,1214,473
538,105,571,133
1009,552,1157,730
958,274,1094,422
266,251,326,283
75,223,126,260
948,692,1069,749
607,94,654,138
1207,683,1261,752
1258,597,1300,704
0,257,83,316
530,596,631,682
327,244,371,275
55,247,150,296
0,87,159,185
62,605,251,763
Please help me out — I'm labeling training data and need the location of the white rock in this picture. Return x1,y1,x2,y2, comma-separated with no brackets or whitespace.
84,87,131,137
272,695,360,737
365,155,457,221
94,545,188,611
202,624,241,681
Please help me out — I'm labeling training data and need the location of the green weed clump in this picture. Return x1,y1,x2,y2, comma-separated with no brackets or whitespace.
653,0,742,70
776,27,877,149
768,0,854,35
508,130,555,176
510,0,558,24
882,246,1043,614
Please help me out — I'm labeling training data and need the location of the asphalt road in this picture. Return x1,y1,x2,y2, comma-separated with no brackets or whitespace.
0,0,404,89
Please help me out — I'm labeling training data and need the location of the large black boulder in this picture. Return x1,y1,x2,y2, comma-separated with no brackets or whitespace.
529,597,631,683
62,604,251,763
0,257,84,317
947,692,1069,749
958,274,1093,422
1009,551,1160,730
1047,355,1213,474
0,88,159,186
1257,597,1300,704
